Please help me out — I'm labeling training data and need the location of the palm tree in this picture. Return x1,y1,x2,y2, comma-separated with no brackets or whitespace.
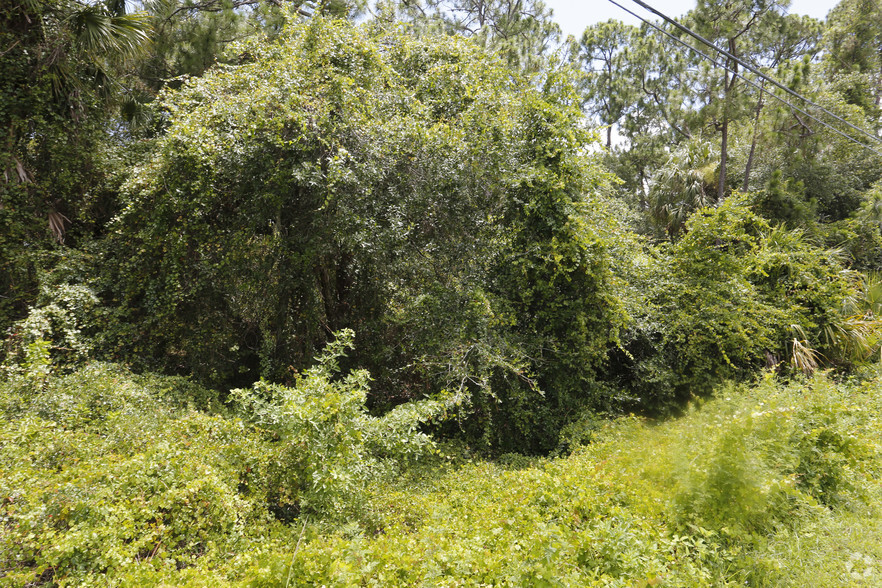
648,140,717,239
3,0,152,241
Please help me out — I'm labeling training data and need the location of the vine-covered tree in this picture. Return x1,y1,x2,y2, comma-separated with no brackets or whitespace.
1,0,150,331
102,16,632,452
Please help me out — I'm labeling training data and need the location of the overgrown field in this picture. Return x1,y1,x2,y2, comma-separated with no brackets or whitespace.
3,358,880,586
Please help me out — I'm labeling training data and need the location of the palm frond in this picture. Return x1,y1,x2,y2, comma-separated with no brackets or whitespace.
790,338,820,374
73,6,152,58
48,211,70,244
821,313,882,364
648,140,716,238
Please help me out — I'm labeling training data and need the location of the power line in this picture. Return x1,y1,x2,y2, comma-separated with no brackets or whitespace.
628,0,882,147
603,0,882,158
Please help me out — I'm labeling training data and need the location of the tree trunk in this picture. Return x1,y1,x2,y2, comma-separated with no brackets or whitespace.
606,59,614,149
717,112,729,201
742,79,765,192
718,43,738,201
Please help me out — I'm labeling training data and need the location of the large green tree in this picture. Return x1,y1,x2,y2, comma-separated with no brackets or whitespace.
574,20,636,149
377,0,560,72
823,0,882,115
102,16,631,452
687,0,790,200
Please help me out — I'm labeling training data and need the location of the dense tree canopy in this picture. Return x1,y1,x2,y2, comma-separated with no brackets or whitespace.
94,17,631,452
4,0,882,453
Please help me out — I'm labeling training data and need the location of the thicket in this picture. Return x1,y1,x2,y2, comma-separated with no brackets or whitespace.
2,359,881,586
1,331,441,586
32,17,633,454
7,13,881,453
614,195,877,407
4,0,882,584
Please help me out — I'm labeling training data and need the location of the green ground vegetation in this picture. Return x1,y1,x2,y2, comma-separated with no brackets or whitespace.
2,357,881,586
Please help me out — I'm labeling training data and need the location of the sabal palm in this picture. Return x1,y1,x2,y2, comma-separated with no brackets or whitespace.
40,0,152,104
72,2,152,58
4,0,151,241
648,140,716,239
828,272,882,364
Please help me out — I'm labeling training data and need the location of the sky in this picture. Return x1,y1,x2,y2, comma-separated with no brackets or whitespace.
544,0,842,39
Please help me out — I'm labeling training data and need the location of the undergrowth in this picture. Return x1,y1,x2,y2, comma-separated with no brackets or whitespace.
1,361,880,586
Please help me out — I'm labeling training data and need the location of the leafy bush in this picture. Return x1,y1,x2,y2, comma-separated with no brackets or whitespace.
231,329,441,520
0,363,268,586
641,374,879,539
0,332,440,585
1,249,119,381
619,196,872,406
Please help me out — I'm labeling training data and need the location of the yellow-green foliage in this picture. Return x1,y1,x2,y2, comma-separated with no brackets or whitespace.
0,363,272,586
231,329,442,520
0,331,441,587
2,366,881,586
240,373,880,587
633,195,871,404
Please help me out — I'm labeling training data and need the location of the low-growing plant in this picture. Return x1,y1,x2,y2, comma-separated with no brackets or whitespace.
0,363,271,586
653,374,879,543
230,329,442,521
2,260,104,381
2,359,880,586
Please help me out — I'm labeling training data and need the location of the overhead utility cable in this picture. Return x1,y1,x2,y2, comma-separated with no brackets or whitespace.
627,0,882,146
605,0,882,157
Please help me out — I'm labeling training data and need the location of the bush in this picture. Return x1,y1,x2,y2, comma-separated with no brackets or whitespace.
0,333,440,585
1,254,103,376
651,374,879,535
231,329,441,521
619,196,869,407
0,363,268,586
2,363,880,586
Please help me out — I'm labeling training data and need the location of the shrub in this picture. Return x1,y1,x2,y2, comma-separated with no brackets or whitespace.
2,363,880,586
657,374,878,536
231,329,441,521
620,196,871,407
0,363,268,586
